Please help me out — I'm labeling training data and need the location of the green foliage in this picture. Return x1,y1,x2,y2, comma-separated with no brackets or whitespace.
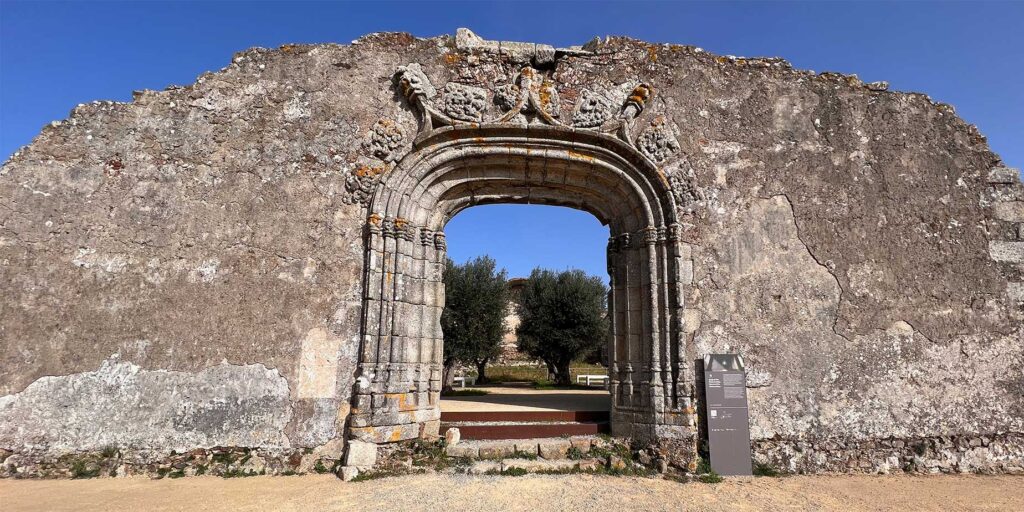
512,450,538,460
516,268,609,385
195,464,207,476
698,471,723,483
221,468,261,478
566,447,587,460
441,256,509,385
70,459,101,479
100,445,119,459
313,460,329,474
350,468,412,481
211,452,236,465
484,466,528,476
471,364,607,383
753,460,780,477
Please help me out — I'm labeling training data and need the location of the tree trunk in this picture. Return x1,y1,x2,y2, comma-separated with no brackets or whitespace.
544,360,557,382
555,360,572,386
442,357,457,393
475,357,489,384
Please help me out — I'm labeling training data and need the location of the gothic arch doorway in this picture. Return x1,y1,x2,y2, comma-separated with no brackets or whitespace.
348,122,695,445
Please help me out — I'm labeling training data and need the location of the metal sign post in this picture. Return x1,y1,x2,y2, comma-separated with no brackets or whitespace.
703,353,753,476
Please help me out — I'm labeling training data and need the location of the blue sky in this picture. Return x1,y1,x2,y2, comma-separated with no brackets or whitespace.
2,1,1021,279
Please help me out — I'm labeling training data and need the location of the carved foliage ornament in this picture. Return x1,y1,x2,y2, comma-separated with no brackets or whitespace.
363,118,406,161
392,63,671,164
635,121,681,164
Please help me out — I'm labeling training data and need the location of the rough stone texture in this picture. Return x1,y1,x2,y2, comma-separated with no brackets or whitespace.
538,439,572,460
0,357,291,453
443,427,460,446
444,444,478,459
1,28,1022,474
343,440,377,469
338,465,359,481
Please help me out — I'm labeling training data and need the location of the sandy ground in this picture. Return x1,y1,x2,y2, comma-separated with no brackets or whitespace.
441,386,610,412
2,473,1021,512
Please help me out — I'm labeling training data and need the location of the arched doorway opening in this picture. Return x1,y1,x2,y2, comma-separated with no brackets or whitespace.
348,123,695,447
438,203,613,440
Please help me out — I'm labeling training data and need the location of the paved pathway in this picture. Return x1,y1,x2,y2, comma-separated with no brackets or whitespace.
440,386,610,412
2,473,1021,511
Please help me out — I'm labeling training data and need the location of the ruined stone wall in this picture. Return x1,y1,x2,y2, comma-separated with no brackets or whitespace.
1,30,1021,476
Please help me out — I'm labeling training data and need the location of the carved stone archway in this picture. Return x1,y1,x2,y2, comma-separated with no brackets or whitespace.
348,64,697,449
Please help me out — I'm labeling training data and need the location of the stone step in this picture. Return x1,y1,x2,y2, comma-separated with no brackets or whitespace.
467,457,604,475
444,436,599,460
440,410,609,423
440,420,609,440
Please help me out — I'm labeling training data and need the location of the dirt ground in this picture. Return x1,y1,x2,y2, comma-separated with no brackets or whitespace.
1,473,1021,512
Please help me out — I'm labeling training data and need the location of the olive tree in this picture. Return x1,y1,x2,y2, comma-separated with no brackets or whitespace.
516,268,609,386
440,256,509,389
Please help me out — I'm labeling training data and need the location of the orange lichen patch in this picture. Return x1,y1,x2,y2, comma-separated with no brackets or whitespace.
538,80,556,111
444,53,461,65
354,164,386,178
683,406,696,415
628,84,652,107
715,56,730,65
566,150,595,163
368,213,382,225
280,44,299,54
394,217,408,229
391,392,418,412
646,45,658,62
389,429,403,442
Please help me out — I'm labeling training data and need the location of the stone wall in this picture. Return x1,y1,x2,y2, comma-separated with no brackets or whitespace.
1,29,1021,475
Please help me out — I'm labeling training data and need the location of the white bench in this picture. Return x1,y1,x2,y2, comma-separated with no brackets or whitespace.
453,376,476,388
576,374,609,387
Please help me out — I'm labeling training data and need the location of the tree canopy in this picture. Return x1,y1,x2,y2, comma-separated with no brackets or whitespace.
516,268,608,386
440,256,509,387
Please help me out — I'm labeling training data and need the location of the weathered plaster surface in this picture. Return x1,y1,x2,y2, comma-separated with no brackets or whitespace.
1,29,1021,471
0,357,291,453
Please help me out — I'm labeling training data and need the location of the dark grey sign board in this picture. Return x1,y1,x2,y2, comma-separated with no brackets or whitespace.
704,353,753,476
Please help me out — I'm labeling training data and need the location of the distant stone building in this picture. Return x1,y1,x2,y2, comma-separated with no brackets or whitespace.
496,277,532,364
1,28,1022,477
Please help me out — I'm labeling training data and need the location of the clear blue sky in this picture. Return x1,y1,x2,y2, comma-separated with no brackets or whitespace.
3,1,1022,280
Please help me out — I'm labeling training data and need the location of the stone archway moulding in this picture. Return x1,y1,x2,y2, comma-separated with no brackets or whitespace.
348,64,697,446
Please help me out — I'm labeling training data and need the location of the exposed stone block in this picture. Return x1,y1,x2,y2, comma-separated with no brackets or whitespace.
445,443,478,458
502,458,579,472
444,427,460,446
538,439,572,460
988,166,1022,184
513,441,539,456
683,309,702,334
343,440,377,469
478,442,517,460
989,241,1024,263
994,202,1024,223
339,466,359,481
569,437,592,453
1007,282,1024,303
